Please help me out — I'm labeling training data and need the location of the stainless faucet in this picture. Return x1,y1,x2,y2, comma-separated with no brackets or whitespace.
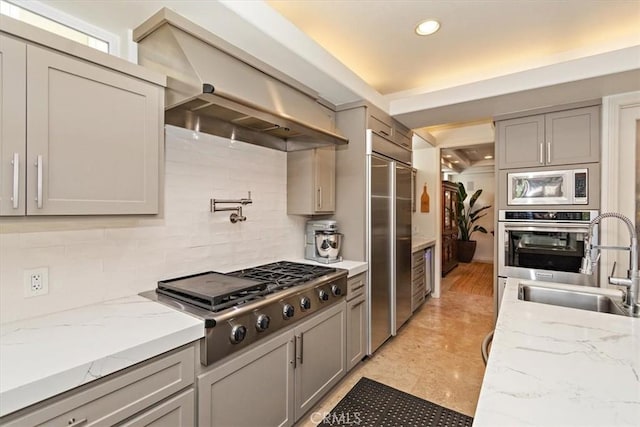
211,192,253,223
580,212,639,316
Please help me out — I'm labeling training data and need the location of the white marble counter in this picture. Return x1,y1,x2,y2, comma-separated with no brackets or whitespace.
412,235,436,252
0,296,203,417
474,278,640,426
287,258,368,277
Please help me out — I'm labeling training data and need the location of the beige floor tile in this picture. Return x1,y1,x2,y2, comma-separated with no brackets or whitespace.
294,262,494,426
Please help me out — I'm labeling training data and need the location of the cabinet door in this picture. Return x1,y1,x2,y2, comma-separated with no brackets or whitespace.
497,115,545,169
346,295,366,371
198,332,295,427
315,146,335,212
546,106,600,166
26,44,161,215
294,302,346,419
0,35,26,216
117,389,195,427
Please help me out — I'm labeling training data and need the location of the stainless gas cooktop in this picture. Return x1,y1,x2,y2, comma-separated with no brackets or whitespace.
142,261,347,365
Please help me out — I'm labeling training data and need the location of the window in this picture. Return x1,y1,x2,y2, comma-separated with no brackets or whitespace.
0,0,110,53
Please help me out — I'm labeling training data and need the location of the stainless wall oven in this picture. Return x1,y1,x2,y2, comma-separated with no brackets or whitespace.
498,210,599,292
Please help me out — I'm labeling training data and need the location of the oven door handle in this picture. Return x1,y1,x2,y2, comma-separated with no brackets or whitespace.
501,223,590,233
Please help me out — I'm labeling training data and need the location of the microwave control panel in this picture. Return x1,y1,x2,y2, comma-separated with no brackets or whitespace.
574,171,588,203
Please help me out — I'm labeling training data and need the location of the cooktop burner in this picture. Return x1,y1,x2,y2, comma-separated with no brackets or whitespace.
156,261,337,312
228,261,336,292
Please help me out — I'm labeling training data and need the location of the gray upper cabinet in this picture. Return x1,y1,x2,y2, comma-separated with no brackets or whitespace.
287,146,336,215
0,35,26,216
393,122,412,150
497,106,600,169
0,33,164,216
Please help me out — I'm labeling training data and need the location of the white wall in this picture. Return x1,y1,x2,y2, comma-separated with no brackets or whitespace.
449,164,495,263
0,126,305,324
412,146,438,239
600,91,640,296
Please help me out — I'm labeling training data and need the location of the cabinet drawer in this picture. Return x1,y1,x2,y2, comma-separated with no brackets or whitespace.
369,115,392,139
2,346,195,427
412,262,425,277
117,389,195,427
393,128,412,149
347,274,366,300
412,292,426,311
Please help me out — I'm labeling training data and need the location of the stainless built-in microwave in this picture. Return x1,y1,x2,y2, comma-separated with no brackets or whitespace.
507,168,588,206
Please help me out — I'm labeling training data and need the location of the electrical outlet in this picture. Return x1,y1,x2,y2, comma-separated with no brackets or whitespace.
24,267,49,298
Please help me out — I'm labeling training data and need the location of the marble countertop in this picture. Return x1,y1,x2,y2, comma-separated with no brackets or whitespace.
287,258,368,277
0,296,203,417
412,235,436,252
474,278,640,426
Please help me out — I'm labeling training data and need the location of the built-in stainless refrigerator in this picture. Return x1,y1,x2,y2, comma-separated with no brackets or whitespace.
366,130,412,354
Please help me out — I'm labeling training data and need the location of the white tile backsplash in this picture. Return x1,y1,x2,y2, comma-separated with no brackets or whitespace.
0,126,306,323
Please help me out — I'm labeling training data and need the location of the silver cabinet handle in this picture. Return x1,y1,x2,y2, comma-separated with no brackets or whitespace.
291,337,296,368
317,187,322,210
299,332,304,365
11,153,19,209
546,141,551,164
539,143,544,164
35,155,43,209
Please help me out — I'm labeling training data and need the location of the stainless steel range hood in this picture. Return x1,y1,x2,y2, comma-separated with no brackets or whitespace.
133,8,348,151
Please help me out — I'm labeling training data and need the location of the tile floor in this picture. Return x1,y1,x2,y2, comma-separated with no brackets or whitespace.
296,262,495,426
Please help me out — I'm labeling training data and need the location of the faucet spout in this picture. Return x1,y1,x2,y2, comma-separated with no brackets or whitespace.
581,212,639,316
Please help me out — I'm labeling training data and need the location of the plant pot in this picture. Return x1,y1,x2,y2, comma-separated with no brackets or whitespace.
457,240,477,263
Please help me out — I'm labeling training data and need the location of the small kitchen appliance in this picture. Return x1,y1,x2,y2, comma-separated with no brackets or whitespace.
305,220,343,263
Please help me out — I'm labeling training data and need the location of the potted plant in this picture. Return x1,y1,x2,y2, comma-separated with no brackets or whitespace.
455,182,491,263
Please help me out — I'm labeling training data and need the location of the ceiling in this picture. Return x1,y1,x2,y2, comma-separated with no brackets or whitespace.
30,0,639,134
267,0,640,96
441,144,495,173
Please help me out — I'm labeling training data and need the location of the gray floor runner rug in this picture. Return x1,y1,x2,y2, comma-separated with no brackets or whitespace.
319,377,474,427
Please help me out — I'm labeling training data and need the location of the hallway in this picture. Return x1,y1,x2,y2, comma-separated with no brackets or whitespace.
297,262,495,426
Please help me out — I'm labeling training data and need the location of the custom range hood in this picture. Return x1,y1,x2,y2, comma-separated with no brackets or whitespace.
133,9,347,151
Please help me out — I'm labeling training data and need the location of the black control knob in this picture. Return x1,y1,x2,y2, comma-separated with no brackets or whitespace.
318,290,329,302
282,304,295,319
300,297,311,311
256,314,270,332
331,284,342,296
230,325,247,344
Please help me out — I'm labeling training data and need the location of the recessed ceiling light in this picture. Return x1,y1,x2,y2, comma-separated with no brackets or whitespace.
415,20,440,36
484,155,493,159
444,154,453,158
452,160,460,164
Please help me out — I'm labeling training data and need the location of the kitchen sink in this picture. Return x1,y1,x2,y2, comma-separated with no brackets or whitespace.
518,284,629,316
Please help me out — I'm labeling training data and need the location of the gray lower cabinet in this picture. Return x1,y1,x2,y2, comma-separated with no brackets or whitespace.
345,273,366,371
294,302,346,418
497,105,600,169
197,330,295,427
411,250,426,312
197,302,346,426
0,345,195,427
0,32,163,216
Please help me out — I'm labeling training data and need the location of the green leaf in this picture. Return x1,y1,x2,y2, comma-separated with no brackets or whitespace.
457,182,467,202
469,189,483,208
